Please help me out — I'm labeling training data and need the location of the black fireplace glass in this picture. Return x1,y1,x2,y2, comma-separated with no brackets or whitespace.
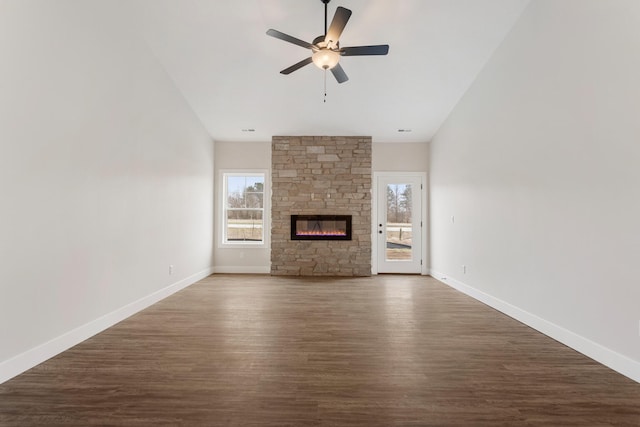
290,215,352,240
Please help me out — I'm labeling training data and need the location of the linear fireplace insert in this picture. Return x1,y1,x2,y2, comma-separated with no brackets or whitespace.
291,215,352,240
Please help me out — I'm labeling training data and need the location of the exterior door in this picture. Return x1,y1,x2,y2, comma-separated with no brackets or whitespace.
375,174,423,274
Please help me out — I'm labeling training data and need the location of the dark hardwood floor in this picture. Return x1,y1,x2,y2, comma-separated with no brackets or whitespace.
1,274,639,426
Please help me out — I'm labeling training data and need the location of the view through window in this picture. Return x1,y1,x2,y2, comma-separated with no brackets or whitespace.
386,183,413,260
223,173,265,244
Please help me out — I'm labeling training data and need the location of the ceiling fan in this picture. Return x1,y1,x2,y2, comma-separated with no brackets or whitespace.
266,0,389,84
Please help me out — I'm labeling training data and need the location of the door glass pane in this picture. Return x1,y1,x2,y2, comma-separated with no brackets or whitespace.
386,183,412,261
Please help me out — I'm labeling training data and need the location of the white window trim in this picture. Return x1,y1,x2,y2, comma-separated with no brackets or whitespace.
219,169,269,249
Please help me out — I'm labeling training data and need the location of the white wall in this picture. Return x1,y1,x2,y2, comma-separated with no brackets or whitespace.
430,0,640,381
0,1,214,382
213,141,271,273
373,142,429,172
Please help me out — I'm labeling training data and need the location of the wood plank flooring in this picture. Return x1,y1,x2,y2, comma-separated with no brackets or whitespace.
1,274,639,426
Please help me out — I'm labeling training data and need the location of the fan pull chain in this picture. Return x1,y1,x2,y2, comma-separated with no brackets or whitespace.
324,69,327,103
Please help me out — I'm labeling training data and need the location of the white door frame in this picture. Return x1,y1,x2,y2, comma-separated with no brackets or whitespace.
372,172,428,275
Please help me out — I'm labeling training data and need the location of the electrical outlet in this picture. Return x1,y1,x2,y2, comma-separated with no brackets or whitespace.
462,265,467,274
169,265,174,275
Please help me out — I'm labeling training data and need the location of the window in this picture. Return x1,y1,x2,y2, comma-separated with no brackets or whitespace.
221,171,268,246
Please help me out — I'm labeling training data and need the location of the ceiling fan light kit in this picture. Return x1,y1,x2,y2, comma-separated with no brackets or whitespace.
266,0,389,84
312,49,340,70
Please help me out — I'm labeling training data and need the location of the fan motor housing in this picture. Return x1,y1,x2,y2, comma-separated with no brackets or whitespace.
312,35,339,50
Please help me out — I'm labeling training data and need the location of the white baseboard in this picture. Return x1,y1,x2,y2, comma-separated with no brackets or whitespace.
429,270,640,384
212,266,270,274
371,268,430,276
0,266,214,385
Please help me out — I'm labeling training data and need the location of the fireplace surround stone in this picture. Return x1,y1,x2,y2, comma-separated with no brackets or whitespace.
271,136,371,276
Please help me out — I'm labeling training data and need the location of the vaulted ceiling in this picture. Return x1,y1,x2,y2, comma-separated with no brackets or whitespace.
135,0,530,143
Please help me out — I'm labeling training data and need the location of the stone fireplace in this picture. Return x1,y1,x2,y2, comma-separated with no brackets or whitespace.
271,136,371,276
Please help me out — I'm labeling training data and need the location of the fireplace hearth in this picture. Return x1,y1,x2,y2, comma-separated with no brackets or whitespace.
291,215,352,240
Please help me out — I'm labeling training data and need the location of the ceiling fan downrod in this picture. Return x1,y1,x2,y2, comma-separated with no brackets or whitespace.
322,0,330,36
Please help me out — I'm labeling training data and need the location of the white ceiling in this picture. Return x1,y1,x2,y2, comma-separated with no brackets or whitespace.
135,0,530,143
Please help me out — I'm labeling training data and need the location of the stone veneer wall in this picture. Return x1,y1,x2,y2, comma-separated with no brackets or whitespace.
271,136,372,276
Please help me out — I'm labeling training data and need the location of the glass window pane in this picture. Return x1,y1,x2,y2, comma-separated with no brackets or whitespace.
245,192,263,209
227,176,247,196
223,173,266,244
227,190,244,208
244,176,264,189
226,209,263,242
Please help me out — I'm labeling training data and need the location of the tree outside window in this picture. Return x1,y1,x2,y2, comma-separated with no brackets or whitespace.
387,184,412,223
223,173,266,244
386,184,413,253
